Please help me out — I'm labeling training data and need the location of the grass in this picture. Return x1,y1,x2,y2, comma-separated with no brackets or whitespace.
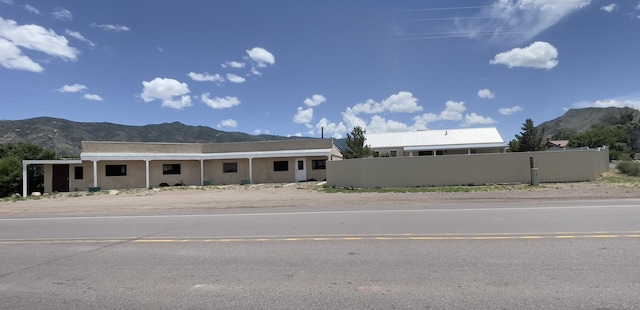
595,170,640,186
321,183,543,194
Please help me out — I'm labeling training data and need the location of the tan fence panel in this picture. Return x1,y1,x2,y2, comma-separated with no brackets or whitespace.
327,149,609,188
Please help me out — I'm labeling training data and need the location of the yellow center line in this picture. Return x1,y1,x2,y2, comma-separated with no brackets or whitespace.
2,232,639,244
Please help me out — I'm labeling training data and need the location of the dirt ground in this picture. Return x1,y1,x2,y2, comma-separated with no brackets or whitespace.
1,179,639,216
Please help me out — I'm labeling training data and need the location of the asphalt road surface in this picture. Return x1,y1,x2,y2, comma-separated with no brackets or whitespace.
1,199,639,309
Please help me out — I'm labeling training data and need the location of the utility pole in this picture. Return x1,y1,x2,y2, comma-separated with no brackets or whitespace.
53,129,58,160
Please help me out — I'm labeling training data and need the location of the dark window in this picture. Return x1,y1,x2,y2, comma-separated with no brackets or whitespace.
163,164,181,175
74,166,83,179
418,151,432,156
312,159,326,170
105,165,126,176
273,160,288,171
223,162,238,173
297,160,304,170
390,150,398,157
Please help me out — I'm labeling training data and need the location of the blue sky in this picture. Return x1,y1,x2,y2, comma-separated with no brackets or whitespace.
1,0,639,140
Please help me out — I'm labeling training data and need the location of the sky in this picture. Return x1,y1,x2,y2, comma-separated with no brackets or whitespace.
1,0,639,141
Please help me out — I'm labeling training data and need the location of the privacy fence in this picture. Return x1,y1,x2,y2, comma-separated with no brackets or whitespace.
326,148,609,188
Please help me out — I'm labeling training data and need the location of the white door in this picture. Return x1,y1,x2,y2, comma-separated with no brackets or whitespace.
295,158,306,182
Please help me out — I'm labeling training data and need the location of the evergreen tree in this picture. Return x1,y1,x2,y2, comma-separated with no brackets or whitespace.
343,126,372,159
508,119,546,152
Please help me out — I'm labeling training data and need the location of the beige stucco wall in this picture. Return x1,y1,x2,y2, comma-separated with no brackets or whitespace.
327,149,610,188
83,139,336,154
251,158,294,183
148,160,201,187
69,162,94,191
96,160,146,190
83,141,203,153
43,165,52,194
204,159,251,185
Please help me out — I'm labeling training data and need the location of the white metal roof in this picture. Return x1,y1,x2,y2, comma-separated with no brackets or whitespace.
365,128,506,150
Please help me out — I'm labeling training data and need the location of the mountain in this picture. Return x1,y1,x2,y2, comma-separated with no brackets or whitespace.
537,107,640,141
0,117,302,157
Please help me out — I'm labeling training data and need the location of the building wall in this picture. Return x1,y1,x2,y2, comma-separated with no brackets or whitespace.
204,159,251,185
69,162,94,191
252,157,294,183
327,149,609,188
149,160,201,187
96,160,146,190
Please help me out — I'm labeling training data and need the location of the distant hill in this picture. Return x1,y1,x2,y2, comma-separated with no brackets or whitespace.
0,117,305,157
538,107,640,141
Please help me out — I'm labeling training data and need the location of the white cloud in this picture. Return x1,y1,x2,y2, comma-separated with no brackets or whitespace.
253,129,270,135
293,107,313,124
250,67,262,76
246,47,275,67
217,119,238,128
24,4,40,14
201,93,240,109
140,77,192,110
367,115,413,133
413,101,467,127
83,93,103,101
90,23,130,32
462,113,496,126
0,37,43,72
315,117,348,139
1,0,14,4
65,30,95,48
226,73,246,83
457,0,591,43
498,106,523,115
188,72,224,83
156,46,163,53
477,89,495,99
600,3,618,12
0,17,79,64
52,8,72,21
222,61,245,69
490,41,558,69
57,83,87,93
350,91,422,115
304,94,326,107
572,96,640,109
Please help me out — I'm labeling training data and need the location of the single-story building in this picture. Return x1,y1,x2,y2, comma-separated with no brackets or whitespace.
365,127,507,157
22,139,342,196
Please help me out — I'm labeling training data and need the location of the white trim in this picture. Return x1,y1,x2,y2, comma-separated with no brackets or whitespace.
80,148,334,161
403,143,507,152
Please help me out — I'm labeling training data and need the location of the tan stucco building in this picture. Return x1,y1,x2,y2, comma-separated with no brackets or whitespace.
23,139,342,196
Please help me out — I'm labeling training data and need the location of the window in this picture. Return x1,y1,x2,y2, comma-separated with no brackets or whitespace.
418,151,432,156
163,164,181,175
390,150,397,157
273,160,288,171
297,160,304,170
74,166,83,179
105,165,126,176
223,162,238,173
312,159,326,170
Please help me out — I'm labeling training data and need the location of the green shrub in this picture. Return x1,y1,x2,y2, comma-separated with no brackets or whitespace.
616,161,640,176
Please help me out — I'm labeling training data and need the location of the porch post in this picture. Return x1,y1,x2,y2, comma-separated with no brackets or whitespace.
92,161,98,187
145,160,150,189
248,157,253,184
200,159,204,185
22,162,28,197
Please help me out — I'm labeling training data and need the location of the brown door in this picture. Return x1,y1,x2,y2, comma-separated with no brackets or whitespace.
52,164,69,192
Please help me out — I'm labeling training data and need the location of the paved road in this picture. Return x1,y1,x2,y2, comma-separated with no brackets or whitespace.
1,199,639,309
